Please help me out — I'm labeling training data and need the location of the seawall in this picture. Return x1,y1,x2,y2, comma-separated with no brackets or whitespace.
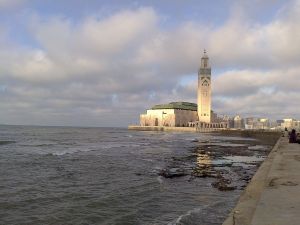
222,136,300,225
128,125,197,132
128,126,280,138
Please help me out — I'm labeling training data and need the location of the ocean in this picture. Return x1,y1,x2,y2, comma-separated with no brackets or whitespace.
0,126,277,225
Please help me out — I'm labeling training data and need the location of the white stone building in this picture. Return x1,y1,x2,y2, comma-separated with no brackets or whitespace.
281,118,300,130
244,117,258,129
257,118,270,129
140,102,198,127
245,117,270,130
233,115,244,129
281,118,294,129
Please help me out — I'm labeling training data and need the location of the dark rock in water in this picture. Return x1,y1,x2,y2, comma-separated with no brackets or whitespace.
212,178,236,191
158,168,188,178
242,176,251,182
192,168,219,178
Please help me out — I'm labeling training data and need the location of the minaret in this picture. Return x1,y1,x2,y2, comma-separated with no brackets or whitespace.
197,50,211,123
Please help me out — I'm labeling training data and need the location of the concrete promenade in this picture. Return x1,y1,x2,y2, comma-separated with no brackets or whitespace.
223,136,300,225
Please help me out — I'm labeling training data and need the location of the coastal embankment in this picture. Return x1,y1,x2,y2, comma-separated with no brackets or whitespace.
128,125,196,132
223,136,300,225
128,126,281,136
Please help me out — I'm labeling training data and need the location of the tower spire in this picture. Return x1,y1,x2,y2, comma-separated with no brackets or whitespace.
197,50,211,123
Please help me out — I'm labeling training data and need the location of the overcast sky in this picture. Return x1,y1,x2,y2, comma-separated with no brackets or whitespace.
0,0,300,127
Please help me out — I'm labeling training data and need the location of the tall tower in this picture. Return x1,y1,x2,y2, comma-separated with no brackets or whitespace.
197,50,211,123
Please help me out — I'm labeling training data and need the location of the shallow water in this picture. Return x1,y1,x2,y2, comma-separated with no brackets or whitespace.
0,126,274,225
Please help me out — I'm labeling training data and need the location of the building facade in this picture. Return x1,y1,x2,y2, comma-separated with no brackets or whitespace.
140,102,198,127
244,117,258,129
233,115,244,129
197,50,211,123
245,117,270,130
281,118,300,130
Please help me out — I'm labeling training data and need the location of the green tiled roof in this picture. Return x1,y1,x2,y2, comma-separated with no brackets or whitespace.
151,102,197,111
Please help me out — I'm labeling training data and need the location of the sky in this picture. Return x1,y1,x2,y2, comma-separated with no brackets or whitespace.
0,0,300,127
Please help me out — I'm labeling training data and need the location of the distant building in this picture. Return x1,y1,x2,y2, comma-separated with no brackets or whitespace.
276,119,284,125
245,117,258,129
140,102,198,127
281,118,300,130
228,117,235,128
269,120,281,130
234,115,244,129
257,118,270,129
281,118,294,129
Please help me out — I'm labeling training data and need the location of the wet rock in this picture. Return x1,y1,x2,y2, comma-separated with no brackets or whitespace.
192,168,219,178
158,168,188,178
157,132,278,191
242,176,251,182
212,178,236,191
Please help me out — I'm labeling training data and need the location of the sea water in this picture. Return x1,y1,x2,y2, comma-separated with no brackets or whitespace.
0,126,273,225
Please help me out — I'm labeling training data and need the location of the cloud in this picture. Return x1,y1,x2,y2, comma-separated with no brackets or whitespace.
1,1,300,126
0,0,26,9
212,68,300,118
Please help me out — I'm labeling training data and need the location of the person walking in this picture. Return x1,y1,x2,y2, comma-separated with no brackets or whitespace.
289,129,297,143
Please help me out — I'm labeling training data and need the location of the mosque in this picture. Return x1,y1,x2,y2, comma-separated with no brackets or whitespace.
139,51,228,129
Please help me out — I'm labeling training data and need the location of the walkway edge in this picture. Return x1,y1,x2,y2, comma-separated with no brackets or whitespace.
222,136,282,225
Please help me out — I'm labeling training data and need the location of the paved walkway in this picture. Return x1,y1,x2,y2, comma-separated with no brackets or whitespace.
223,137,300,225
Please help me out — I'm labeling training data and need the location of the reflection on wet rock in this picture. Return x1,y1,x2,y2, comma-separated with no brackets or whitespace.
157,134,278,191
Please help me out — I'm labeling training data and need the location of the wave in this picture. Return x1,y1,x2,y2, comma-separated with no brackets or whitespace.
48,147,96,156
156,176,163,184
169,201,230,225
50,150,77,156
248,145,266,150
200,142,248,147
0,140,15,145
24,141,145,156
169,207,202,225
20,143,56,147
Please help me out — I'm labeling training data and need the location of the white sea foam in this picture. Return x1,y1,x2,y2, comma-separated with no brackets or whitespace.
248,145,266,150
50,147,93,156
168,207,203,225
46,142,144,156
223,155,264,163
201,142,248,147
157,176,163,184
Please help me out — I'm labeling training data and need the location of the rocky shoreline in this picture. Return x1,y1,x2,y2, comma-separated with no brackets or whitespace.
158,131,280,191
